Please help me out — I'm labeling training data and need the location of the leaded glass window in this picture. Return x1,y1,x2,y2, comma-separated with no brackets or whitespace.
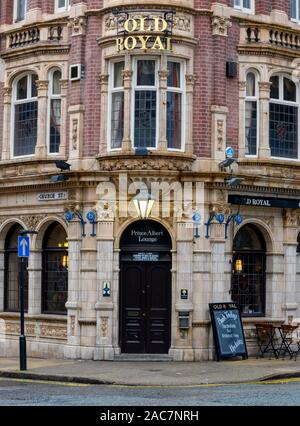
13,73,38,157
110,62,124,149
245,72,258,156
167,61,183,150
269,75,298,159
4,224,28,312
42,223,68,315
134,60,157,148
49,69,62,154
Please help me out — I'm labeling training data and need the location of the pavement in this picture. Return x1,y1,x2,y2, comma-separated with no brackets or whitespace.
1,356,300,386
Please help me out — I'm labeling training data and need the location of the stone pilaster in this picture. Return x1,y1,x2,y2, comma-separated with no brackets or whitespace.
169,221,194,361
35,80,49,158
99,74,109,154
122,69,133,152
158,67,168,151
64,221,82,359
59,79,68,157
2,87,12,160
27,250,42,315
185,74,196,154
94,220,115,360
282,209,298,321
211,105,229,161
0,250,4,311
68,104,85,160
258,82,271,158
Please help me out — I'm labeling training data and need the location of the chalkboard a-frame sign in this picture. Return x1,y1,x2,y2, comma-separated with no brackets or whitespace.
209,303,248,361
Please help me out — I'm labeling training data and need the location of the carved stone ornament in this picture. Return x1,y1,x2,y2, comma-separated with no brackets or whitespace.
217,120,224,151
69,16,87,36
211,16,232,37
101,317,108,337
72,119,78,150
210,203,231,217
40,325,67,339
98,157,194,172
70,316,76,336
283,209,298,228
19,214,47,231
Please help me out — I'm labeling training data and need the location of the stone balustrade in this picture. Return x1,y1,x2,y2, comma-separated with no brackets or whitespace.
7,23,68,49
240,24,300,52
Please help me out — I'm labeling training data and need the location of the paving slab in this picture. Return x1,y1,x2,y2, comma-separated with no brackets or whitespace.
1,357,300,386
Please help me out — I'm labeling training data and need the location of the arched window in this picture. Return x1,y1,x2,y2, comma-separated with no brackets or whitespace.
42,223,68,314
109,61,125,149
269,75,298,159
48,69,62,154
231,224,266,316
13,73,38,157
245,71,258,155
4,224,28,312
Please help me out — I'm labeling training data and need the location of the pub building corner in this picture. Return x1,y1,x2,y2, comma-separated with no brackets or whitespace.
0,0,300,361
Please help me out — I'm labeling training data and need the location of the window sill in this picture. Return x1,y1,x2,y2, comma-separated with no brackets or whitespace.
0,312,67,322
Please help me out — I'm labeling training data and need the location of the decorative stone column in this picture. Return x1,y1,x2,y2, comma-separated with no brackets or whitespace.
64,221,82,359
68,105,85,160
158,67,168,151
0,249,4,311
27,249,42,315
2,87,12,160
35,80,49,158
122,69,133,152
258,82,271,158
169,221,194,361
99,74,109,155
94,220,115,360
185,74,196,154
211,106,229,161
238,81,247,157
59,79,69,157
282,209,298,322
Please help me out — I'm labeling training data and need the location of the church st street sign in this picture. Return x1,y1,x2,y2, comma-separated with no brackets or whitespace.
37,192,68,202
228,195,300,209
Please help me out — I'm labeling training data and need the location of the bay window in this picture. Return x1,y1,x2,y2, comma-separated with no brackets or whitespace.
269,75,298,159
108,57,185,151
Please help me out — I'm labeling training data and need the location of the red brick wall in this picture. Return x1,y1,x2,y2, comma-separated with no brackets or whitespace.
0,1,13,25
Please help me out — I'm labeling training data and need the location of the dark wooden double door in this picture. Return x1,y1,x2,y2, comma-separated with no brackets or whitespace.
120,261,171,354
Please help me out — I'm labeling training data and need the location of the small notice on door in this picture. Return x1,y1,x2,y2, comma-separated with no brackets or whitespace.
132,252,160,262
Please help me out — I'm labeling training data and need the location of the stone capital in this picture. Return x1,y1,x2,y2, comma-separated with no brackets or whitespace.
211,16,232,37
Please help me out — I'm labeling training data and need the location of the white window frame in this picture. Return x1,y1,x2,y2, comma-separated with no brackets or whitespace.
13,0,27,23
11,73,38,159
47,68,62,155
131,57,159,150
291,0,300,23
108,60,125,151
166,59,185,152
245,70,259,157
55,0,71,13
269,74,300,161
234,0,254,14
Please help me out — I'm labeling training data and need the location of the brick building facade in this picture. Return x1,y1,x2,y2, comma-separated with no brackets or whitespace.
0,0,300,360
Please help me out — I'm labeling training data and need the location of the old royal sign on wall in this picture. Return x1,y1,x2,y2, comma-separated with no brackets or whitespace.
115,14,174,52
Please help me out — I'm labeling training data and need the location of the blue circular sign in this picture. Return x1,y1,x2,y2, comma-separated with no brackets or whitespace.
86,211,96,222
225,147,235,158
215,214,225,224
192,212,202,223
64,211,74,222
235,214,243,225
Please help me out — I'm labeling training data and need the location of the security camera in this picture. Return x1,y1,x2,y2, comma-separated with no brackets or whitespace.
219,158,236,168
225,177,244,186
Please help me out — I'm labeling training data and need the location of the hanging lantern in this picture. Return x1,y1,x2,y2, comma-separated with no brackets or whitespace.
235,259,243,273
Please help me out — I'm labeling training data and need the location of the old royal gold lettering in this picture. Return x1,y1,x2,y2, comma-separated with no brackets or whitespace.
124,36,137,50
124,18,138,32
153,17,168,32
151,36,164,50
138,35,151,50
139,17,152,32
116,37,124,51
